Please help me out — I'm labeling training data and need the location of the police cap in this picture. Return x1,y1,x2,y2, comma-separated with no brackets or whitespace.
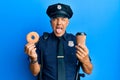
46,3,73,19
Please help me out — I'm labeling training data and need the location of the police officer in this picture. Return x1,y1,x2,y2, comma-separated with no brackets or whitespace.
25,3,93,80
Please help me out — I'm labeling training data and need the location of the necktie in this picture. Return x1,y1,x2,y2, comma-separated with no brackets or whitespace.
57,37,66,80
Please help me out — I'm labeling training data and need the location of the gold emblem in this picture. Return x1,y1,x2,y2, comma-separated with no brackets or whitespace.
68,41,74,47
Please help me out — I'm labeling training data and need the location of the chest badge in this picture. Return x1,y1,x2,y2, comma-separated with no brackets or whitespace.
68,41,74,47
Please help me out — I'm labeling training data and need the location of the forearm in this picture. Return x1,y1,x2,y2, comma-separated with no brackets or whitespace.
81,59,93,74
30,58,41,76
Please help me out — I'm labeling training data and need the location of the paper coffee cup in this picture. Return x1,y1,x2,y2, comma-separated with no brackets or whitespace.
76,32,86,45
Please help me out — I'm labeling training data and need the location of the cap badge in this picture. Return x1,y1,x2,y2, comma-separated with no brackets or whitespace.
68,41,74,47
57,5,62,10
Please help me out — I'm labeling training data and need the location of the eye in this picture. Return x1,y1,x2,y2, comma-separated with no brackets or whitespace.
51,18,56,21
61,18,67,21
51,17,57,21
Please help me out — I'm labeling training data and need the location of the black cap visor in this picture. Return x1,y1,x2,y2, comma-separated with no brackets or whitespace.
50,11,70,19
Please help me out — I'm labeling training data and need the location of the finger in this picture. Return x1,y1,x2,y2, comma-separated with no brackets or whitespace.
29,48,37,58
76,53,83,60
25,43,34,53
78,44,87,52
25,43,35,49
80,44,89,54
31,48,37,55
28,45,36,55
76,44,89,55
25,43,35,53
76,45,86,55
76,50,85,58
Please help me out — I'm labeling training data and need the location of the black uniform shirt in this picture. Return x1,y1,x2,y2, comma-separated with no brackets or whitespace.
36,32,78,80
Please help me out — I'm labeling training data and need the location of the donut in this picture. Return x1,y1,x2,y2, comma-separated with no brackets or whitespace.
26,32,39,43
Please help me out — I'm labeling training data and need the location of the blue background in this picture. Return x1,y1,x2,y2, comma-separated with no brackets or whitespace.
0,0,120,80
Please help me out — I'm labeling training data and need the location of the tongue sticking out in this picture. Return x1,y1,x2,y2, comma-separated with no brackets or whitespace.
56,28,62,34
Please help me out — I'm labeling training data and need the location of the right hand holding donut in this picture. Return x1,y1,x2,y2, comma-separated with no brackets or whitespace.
25,31,39,60
25,43,38,60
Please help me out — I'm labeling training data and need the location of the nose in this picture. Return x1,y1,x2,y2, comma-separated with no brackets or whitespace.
57,18,62,25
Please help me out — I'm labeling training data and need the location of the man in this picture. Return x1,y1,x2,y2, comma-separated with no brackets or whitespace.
25,3,93,80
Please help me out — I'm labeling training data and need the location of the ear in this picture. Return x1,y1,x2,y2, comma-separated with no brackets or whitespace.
67,19,69,26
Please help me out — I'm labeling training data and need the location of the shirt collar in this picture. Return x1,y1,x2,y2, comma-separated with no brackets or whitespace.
51,31,68,41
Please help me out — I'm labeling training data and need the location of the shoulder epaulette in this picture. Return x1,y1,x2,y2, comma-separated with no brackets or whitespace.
43,32,50,40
